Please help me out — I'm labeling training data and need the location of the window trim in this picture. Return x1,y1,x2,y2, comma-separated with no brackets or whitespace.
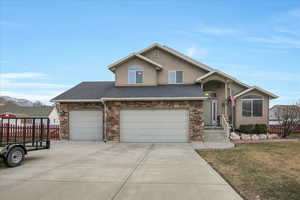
128,66,144,84
168,71,184,84
241,98,263,117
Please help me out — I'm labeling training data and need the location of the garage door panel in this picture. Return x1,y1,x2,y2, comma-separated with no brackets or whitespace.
120,109,188,143
121,122,186,129
72,122,101,128
70,111,103,141
121,113,187,122
121,128,186,134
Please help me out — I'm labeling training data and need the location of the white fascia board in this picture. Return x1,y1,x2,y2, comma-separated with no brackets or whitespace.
107,53,162,72
196,71,216,82
234,87,278,99
51,99,102,103
101,97,208,102
135,54,162,69
196,70,250,89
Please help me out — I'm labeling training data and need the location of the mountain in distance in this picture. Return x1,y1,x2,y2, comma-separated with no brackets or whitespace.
0,96,44,107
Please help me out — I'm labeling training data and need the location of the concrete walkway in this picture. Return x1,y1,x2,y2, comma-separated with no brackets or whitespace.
0,141,242,200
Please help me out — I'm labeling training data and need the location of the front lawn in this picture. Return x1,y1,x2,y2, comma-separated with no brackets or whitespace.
287,134,300,139
197,142,300,200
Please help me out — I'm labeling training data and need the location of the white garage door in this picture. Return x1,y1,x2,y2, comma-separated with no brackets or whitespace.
69,110,103,141
120,109,189,143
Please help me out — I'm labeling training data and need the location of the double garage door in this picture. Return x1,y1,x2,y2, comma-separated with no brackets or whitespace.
120,109,189,143
69,109,189,142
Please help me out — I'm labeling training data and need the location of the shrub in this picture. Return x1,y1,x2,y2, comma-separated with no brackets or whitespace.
239,124,255,134
239,124,268,134
254,124,268,134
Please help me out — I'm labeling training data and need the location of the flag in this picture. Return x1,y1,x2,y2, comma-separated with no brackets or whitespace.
230,96,235,107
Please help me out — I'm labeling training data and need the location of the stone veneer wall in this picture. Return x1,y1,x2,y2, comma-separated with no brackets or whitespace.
57,101,204,141
105,101,204,141
57,102,103,139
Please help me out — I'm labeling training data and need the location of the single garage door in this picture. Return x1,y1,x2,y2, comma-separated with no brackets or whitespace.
120,109,189,143
69,110,103,141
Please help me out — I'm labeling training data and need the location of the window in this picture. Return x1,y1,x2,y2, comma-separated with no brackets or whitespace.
242,95,263,117
128,66,144,84
168,71,183,84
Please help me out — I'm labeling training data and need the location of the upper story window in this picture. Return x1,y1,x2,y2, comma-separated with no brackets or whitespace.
128,66,144,84
242,95,263,117
168,71,183,84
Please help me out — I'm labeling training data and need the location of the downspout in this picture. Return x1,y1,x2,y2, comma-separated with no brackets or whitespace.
101,99,107,143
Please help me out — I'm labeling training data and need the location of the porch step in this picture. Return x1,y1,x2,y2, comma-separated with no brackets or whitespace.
204,126,224,130
202,129,229,143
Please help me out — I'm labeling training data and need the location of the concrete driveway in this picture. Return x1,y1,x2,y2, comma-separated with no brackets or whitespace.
0,142,242,200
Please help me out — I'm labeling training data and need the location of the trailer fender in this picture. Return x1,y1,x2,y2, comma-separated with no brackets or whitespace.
1,144,27,158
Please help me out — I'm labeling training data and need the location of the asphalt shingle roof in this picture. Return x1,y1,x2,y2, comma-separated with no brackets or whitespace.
51,81,204,101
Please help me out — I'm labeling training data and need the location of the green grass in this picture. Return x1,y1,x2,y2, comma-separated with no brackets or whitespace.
287,134,300,139
197,142,300,200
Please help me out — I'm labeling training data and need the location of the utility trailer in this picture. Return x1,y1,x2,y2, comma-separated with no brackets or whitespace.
0,117,50,167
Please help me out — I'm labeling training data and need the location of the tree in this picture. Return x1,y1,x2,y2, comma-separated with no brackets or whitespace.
274,101,300,138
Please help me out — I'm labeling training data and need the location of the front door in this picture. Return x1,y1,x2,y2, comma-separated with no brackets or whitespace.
211,99,218,125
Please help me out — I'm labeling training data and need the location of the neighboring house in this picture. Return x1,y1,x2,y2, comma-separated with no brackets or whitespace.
48,107,59,125
52,43,278,142
269,105,300,125
0,105,56,125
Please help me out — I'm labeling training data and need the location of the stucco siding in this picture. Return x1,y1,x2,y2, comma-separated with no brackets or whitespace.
142,48,208,84
229,82,247,95
235,90,269,128
114,57,158,86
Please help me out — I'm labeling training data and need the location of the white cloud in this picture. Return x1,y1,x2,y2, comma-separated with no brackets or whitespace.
274,27,300,36
1,80,70,89
0,72,45,79
0,72,69,89
197,25,239,36
185,45,208,58
175,23,240,38
246,36,300,48
0,72,70,103
215,63,300,82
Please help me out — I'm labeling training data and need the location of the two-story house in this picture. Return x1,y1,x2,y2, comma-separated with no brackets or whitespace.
52,43,278,142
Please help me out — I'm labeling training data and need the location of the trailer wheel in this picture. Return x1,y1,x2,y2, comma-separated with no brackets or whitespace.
5,147,25,167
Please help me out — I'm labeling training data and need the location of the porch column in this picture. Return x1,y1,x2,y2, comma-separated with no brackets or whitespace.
224,81,228,117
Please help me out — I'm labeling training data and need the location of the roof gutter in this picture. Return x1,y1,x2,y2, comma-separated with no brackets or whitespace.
52,97,208,103
233,87,279,99
51,99,103,103
101,97,208,102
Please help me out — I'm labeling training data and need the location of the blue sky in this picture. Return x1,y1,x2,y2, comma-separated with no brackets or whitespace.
0,0,299,106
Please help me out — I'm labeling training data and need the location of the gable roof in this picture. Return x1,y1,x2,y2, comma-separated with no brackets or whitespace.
138,43,214,72
234,86,278,99
196,70,250,88
51,82,206,102
107,53,162,72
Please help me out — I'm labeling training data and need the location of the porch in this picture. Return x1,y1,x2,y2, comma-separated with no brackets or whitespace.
197,76,235,144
